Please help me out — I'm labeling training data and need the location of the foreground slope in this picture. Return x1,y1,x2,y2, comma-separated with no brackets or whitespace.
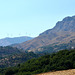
37,69,75,75
13,16,75,52
1,49,75,75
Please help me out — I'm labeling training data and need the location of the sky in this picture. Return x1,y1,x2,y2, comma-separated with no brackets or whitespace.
0,0,75,39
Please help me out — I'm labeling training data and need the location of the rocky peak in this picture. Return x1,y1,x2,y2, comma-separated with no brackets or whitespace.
63,16,73,21
54,16,75,32
40,16,75,36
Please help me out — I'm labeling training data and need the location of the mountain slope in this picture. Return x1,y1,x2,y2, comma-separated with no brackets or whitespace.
0,36,33,46
34,39,75,53
13,16,75,52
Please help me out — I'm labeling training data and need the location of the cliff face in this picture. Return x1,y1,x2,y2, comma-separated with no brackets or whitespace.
13,16,75,52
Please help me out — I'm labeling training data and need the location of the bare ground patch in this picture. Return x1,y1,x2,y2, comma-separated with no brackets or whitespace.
37,69,75,75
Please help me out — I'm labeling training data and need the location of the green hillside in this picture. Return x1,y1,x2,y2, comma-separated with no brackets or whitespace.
0,49,75,75
0,46,40,68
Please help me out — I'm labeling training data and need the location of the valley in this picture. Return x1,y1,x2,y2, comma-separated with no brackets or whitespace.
0,0,75,75
0,15,75,75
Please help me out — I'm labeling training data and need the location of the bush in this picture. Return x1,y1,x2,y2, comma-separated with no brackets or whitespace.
5,68,14,75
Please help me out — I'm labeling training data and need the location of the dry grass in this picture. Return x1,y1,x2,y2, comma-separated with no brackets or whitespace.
37,69,75,75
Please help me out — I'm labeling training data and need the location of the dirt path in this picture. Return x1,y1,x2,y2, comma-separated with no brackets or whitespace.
37,69,75,75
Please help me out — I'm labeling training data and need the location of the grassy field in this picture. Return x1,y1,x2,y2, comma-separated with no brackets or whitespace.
37,69,75,75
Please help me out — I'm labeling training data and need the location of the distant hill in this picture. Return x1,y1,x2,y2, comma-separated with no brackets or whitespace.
0,36,33,46
13,16,75,53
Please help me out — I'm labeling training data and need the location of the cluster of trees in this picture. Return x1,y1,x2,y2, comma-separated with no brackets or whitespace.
0,46,40,68
0,46,21,56
0,51,39,68
0,49,75,75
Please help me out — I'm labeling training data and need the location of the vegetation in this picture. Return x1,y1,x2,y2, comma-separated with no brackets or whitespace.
0,46,40,68
37,41,75,53
0,46,21,56
0,49,75,75
0,52,39,68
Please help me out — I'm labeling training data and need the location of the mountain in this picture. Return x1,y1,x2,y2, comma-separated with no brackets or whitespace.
0,36,33,46
13,16,75,52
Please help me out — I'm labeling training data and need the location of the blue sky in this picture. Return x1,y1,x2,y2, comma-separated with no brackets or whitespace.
0,0,75,38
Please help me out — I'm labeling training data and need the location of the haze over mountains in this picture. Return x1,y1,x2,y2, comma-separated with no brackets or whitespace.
0,36,33,46
13,16,75,52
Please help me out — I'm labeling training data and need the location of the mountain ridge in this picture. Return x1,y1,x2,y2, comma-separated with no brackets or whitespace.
0,36,33,46
13,16,75,52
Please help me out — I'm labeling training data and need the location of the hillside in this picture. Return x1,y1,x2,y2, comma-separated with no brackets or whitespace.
0,46,21,56
1,49,75,75
34,39,75,53
0,46,40,68
37,69,75,75
0,51,38,68
13,16,75,52
0,36,33,46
